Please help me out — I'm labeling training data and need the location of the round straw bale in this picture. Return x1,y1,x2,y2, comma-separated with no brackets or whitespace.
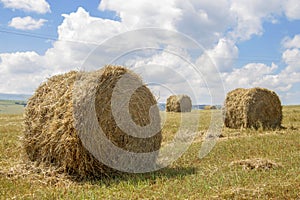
23,65,162,178
204,105,217,110
224,87,282,129
166,95,192,112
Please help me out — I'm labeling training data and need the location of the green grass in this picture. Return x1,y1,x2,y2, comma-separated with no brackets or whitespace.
0,106,300,199
0,100,25,114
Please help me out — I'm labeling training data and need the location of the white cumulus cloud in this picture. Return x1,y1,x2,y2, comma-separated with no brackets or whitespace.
0,0,50,14
45,7,126,72
196,38,239,73
222,61,300,104
99,0,181,30
0,51,44,74
282,34,300,49
222,63,278,90
0,51,46,93
0,3,300,103
229,0,282,41
282,34,300,73
174,0,234,48
284,0,300,20
282,48,300,72
8,16,47,30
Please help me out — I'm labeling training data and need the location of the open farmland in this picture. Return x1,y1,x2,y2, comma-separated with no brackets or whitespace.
0,100,25,115
0,106,299,199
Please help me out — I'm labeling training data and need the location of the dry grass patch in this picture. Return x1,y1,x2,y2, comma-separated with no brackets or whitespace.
1,106,300,199
229,158,282,170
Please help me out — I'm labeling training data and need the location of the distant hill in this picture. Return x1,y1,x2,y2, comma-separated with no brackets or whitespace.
0,93,31,101
0,94,221,110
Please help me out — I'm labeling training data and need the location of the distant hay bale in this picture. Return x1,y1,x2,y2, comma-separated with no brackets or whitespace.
23,65,162,178
224,87,282,129
166,95,192,112
204,105,217,110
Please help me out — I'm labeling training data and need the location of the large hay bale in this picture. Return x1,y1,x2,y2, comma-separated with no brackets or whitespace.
224,87,282,129
166,95,192,112
23,65,162,178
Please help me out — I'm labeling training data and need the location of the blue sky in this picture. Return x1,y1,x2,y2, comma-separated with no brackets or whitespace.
0,0,300,104
0,1,119,53
237,19,300,67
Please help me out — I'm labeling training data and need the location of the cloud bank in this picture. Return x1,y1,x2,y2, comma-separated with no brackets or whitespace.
0,0,300,104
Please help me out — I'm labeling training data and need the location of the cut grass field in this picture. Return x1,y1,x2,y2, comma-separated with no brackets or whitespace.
0,100,25,114
0,106,299,199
